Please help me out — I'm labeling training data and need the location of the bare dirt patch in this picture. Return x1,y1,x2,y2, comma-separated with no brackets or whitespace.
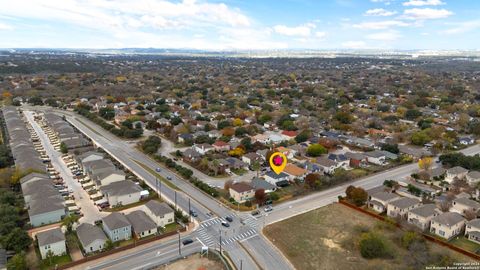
154,253,225,270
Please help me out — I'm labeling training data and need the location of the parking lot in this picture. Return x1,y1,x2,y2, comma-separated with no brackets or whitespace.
25,111,107,224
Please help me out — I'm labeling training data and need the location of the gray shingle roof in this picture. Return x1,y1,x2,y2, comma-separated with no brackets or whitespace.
37,228,65,246
432,212,465,226
28,197,65,216
102,212,130,230
76,223,107,247
144,201,173,217
100,180,141,196
371,191,398,202
448,166,468,175
467,218,480,228
453,197,480,208
251,178,277,190
126,210,157,234
409,204,439,218
467,171,480,179
388,197,420,209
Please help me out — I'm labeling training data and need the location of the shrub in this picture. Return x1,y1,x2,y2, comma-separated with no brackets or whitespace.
359,232,394,259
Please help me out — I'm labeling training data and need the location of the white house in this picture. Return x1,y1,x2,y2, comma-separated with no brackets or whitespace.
466,171,480,186
445,166,468,183
368,192,399,213
386,197,421,219
76,223,108,254
465,219,480,244
102,213,131,242
193,143,214,155
364,151,386,166
451,198,480,217
407,204,441,231
100,181,142,206
430,212,466,240
37,228,66,259
143,200,175,227
126,210,158,238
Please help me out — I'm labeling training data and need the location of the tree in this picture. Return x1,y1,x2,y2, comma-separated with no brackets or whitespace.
254,189,267,205
251,161,261,177
306,144,327,157
295,130,311,143
224,180,234,191
305,173,321,189
60,142,68,154
405,109,422,120
345,185,368,206
6,252,27,270
99,107,115,120
411,131,431,146
46,250,55,266
62,214,79,232
334,111,354,124
1,228,32,252
418,157,433,172
228,147,245,157
232,118,243,127
359,232,393,259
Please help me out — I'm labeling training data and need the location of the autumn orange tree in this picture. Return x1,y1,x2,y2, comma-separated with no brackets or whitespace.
418,157,433,171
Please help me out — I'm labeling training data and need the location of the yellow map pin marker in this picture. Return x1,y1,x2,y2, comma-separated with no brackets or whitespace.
269,152,287,174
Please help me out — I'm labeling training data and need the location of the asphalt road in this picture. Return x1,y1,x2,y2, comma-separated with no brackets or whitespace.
36,108,274,270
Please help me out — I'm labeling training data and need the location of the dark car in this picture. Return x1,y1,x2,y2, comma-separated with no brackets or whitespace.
167,176,172,180
221,221,230,227
189,210,198,217
182,239,194,245
251,210,260,216
225,216,233,222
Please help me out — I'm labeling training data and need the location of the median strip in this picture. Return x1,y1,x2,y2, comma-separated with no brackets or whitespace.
132,159,180,190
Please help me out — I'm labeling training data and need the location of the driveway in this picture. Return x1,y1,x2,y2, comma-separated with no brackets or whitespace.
24,111,107,224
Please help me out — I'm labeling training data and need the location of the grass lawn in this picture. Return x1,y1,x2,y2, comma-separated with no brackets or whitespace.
162,223,182,234
450,236,480,253
39,254,72,270
231,168,247,176
264,203,474,270
132,159,180,190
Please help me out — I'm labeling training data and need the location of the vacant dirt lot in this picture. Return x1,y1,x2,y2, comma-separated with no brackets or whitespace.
154,253,225,270
264,203,473,270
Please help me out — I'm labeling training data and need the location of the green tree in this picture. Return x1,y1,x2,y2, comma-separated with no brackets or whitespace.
6,252,27,270
334,111,354,124
251,161,261,177
411,130,431,146
306,144,328,157
359,232,393,259
60,142,68,154
62,214,79,233
345,185,368,206
1,228,32,252
295,130,311,143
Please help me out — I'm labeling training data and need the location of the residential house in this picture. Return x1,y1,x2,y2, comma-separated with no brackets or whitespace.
126,210,157,238
466,171,480,186
92,168,126,187
327,154,349,168
451,198,480,217
76,223,108,254
251,177,277,193
281,130,297,141
76,151,104,170
100,181,142,206
465,219,480,244
316,157,339,175
398,145,432,160
430,212,466,240
102,213,132,242
380,150,398,160
193,143,214,155
430,167,446,180
229,182,255,203
345,152,367,168
407,204,441,231
368,192,400,213
242,152,263,166
220,157,248,172
364,151,386,166
264,171,290,187
28,197,66,227
283,163,308,181
445,166,468,183
143,200,175,227
459,136,475,145
267,133,284,144
387,197,421,218
182,148,201,163
177,133,193,144
37,228,66,259
212,141,230,152
251,134,269,144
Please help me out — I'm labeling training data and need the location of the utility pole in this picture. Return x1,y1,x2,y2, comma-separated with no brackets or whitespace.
240,260,243,270
178,230,181,255
219,233,222,254
159,178,162,200
188,198,191,220
174,190,177,209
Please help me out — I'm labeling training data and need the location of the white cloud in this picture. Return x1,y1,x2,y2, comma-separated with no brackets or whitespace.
403,0,444,6
353,20,409,29
365,8,397,16
442,20,480,35
341,40,367,49
366,31,401,41
315,31,327,38
0,22,13,30
273,24,313,37
403,8,453,20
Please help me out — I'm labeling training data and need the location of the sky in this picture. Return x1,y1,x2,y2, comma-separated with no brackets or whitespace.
0,0,479,50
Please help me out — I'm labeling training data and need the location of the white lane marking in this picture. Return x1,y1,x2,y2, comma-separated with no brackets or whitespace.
196,237,206,247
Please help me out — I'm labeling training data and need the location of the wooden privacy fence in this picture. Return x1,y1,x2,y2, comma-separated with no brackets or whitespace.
338,200,480,261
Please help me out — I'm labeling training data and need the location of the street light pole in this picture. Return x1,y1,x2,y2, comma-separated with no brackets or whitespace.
219,233,222,254
240,260,243,270
174,190,177,209
178,230,181,255
188,198,191,220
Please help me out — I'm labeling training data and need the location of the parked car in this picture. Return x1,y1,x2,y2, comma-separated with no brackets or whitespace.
225,216,233,222
264,206,273,212
182,239,194,245
251,210,260,216
221,221,230,227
